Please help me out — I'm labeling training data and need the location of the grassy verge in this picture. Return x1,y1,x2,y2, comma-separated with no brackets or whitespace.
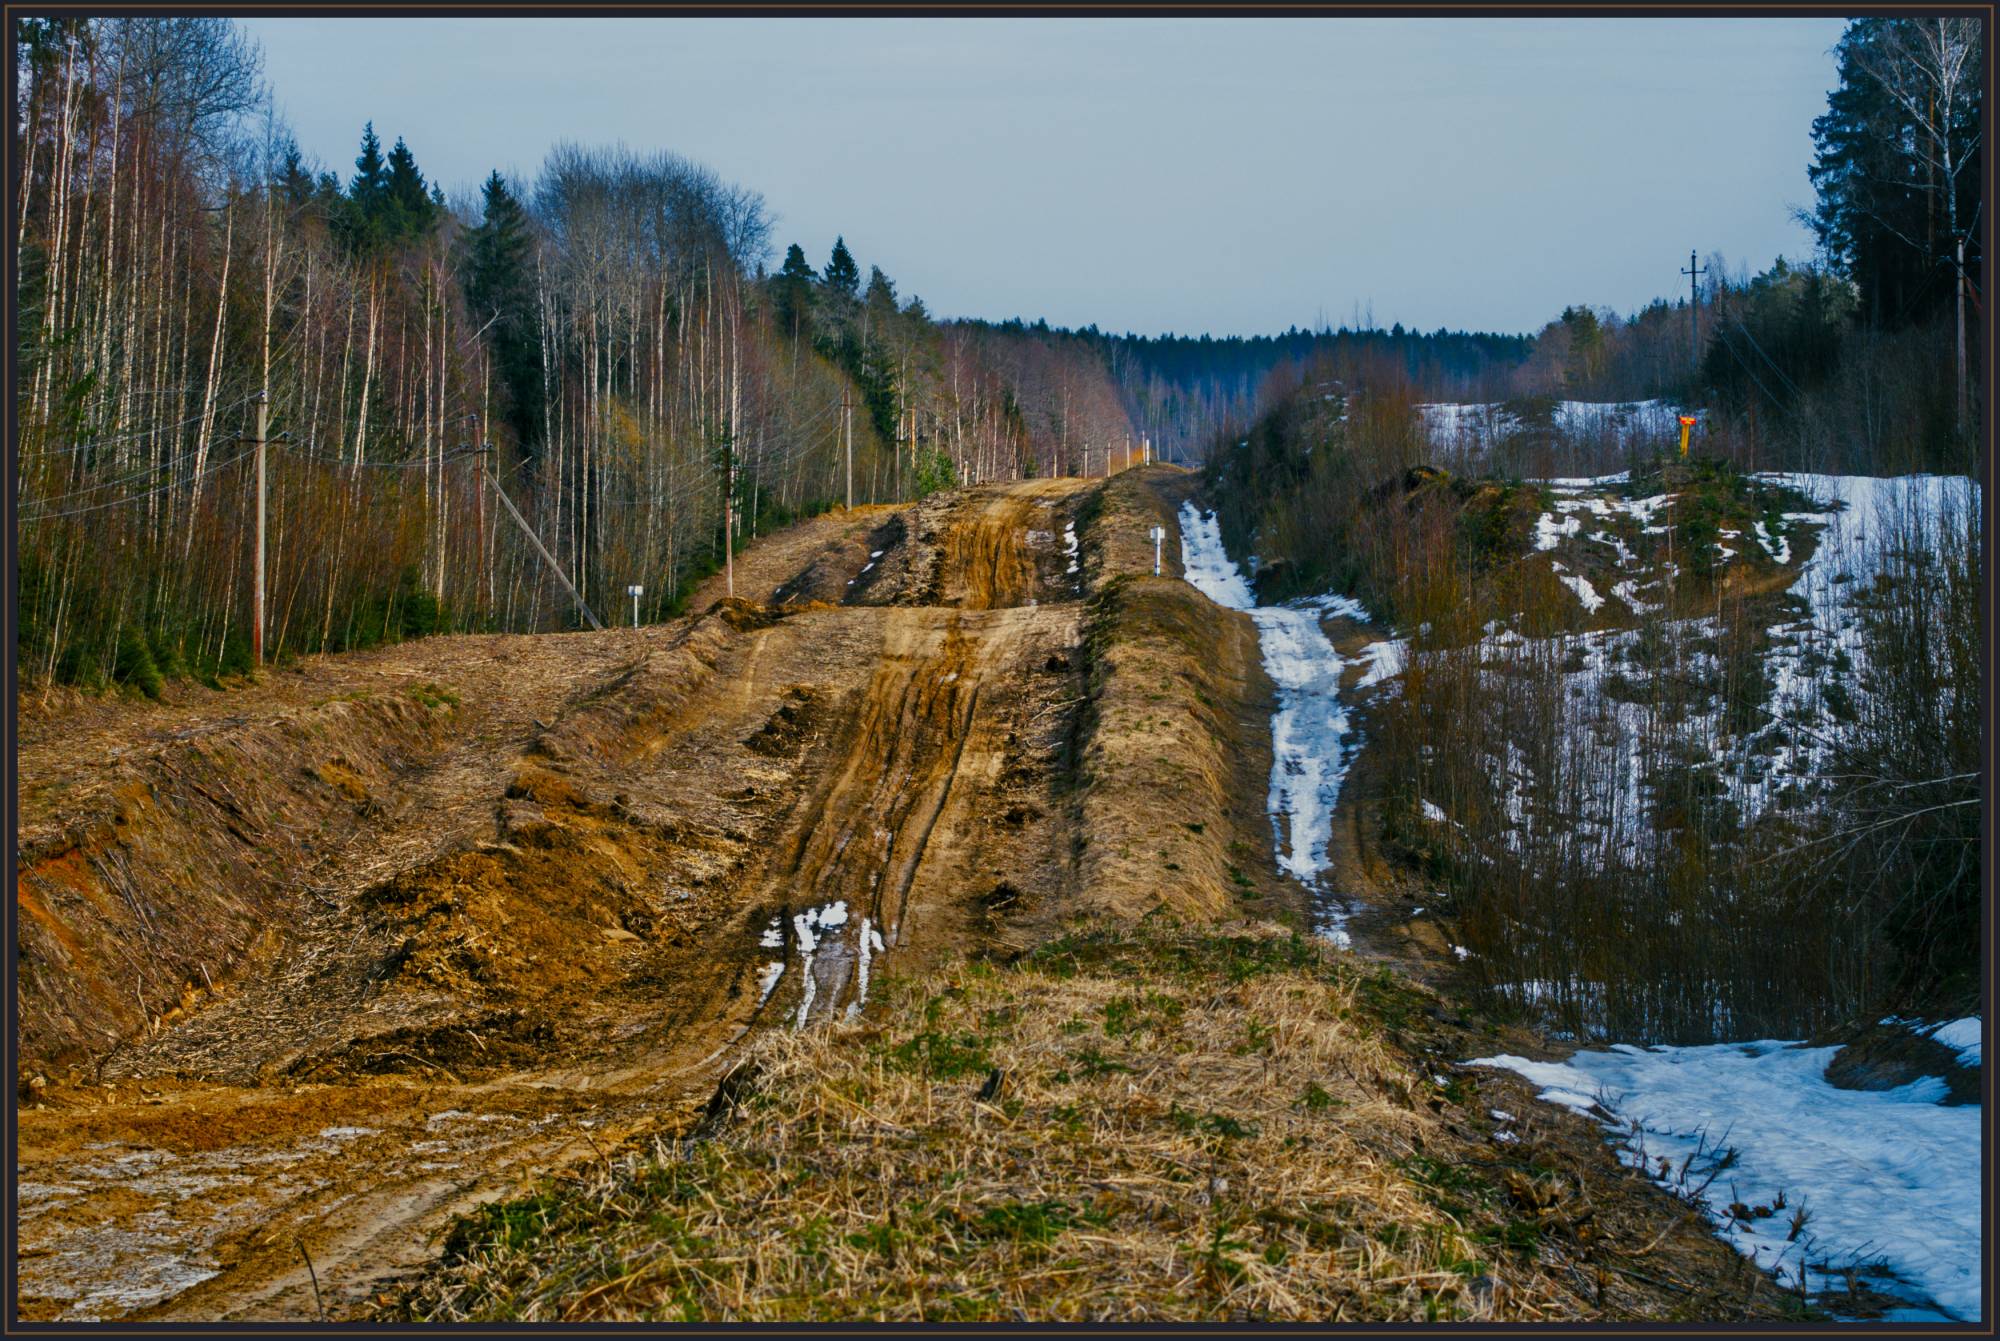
380,923,1806,1324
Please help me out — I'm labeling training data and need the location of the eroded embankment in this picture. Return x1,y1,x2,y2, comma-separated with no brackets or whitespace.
14,476,1108,1322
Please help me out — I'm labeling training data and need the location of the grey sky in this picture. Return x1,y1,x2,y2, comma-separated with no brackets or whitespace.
243,16,1849,337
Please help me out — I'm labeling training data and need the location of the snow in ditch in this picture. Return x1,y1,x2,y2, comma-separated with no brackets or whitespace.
1179,503,1388,947
844,917,889,1021
1472,1039,1980,1321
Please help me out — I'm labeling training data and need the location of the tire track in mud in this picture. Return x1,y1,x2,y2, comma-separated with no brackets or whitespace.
17,479,1095,1323
746,607,1048,1031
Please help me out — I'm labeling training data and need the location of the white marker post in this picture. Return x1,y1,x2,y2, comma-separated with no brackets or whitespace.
1149,524,1165,576
628,583,644,628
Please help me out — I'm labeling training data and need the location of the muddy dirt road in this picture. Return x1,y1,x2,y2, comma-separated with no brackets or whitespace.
15,478,1114,1322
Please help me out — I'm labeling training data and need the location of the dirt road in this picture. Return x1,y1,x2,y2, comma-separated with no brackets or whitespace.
15,477,1112,1321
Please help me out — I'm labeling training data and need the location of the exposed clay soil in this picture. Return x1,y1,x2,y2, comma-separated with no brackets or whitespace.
15,476,1136,1322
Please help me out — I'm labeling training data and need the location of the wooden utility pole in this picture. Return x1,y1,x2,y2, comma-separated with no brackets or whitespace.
1681,250,1708,370
721,423,735,599
252,391,268,665
842,387,853,510
486,449,602,630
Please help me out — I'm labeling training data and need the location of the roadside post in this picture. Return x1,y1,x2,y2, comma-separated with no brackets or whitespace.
1150,524,1165,576
628,584,644,628
1677,414,1696,458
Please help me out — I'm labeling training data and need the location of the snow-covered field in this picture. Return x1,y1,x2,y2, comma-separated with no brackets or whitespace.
1179,503,1382,946
1473,1036,1981,1321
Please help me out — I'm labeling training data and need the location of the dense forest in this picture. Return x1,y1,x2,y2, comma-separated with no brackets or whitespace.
10,17,1149,691
14,15,1539,692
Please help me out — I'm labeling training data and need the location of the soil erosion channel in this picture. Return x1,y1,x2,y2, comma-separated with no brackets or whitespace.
16,479,1097,1322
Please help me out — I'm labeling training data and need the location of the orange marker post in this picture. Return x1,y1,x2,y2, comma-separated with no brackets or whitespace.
1677,414,1697,457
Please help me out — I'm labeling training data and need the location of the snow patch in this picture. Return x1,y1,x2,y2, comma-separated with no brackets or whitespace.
1472,1040,1980,1320
1555,572,1605,613
1534,513,1582,550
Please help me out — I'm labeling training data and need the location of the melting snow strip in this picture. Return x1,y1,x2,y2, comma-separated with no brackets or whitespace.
1179,503,1380,948
1555,572,1605,613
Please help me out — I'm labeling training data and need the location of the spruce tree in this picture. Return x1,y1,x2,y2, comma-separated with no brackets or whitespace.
773,242,816,337
384,135,435,240
1807,19,1970,329
274,137,315,210
823,236,860,298
462,171,544,460
864,264,897,313
341,122,389,254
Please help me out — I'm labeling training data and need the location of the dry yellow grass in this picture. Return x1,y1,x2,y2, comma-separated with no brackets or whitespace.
384,923,1804,1324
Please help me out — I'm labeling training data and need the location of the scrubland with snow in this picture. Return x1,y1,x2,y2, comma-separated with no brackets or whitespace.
1187,414,1984,1323
1418,464,1982,1321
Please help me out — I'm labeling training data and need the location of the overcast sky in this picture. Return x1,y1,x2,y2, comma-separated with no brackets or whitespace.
243,16,1849,337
